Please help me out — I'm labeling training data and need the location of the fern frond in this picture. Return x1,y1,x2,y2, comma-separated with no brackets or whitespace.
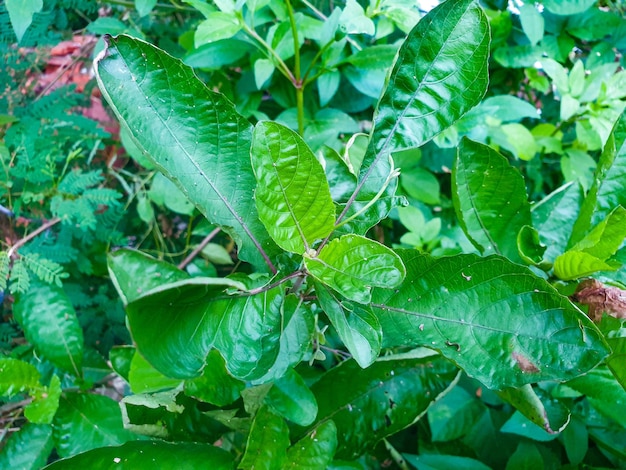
82,188,122,206
9,259,30,294
22,253,68,287
58,169,103,195
0,251,9,291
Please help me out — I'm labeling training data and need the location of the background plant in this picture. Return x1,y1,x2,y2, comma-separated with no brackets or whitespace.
1,0,626,469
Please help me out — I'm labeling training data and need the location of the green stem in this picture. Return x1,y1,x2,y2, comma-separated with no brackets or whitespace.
239,20,295,83
285,0,305,135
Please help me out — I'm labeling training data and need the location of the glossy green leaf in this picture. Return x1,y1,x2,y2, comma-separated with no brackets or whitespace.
284,420,337,469
109,345,135,382
0,423,53,470
532,182,583,262
344,45,397,70
95,35,279,271
13,284,83,375
304,234,405,304
240,406,290,470
543,0,595,15
497,385,569,435
184,349,244,406
572,112,626,244
25,375,61,424
404,454,491,470
500,411,559,442
0,357,40,396
374,250,608,389
108,249,189,305
517,225,549,268
343,0,489,230
453,138,531,262
44,440,234,470
125,279,283,380
316,282,382,368
5,0,42,42
194,12,241,46
251,121,335,254
53,393,137,458
304,355,459,459
266,368,318,426
562,418,588,465
519,3,544,46
128,351,183,393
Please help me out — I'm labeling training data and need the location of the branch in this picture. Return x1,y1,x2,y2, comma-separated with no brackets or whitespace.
7,217,61,259
177,227,221,270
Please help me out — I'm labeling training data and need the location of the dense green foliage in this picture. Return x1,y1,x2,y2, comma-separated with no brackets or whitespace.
2,0,626,468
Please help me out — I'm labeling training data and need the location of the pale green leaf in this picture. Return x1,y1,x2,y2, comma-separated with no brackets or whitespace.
5,0,42,42
266,369,318,426
501,123,538,160
318,70,341,107
554,252,617,281
304,234,405,304
254,58,274,89
0,357,41,397
453,138,531,262
184,349,245,406
519,3,544,46
195,13,241,46
543,0,596,15
135,0,157,16
404,454,491,470
252,121,335,254
95,35,279,272
374,250,608,389
25,375,61,424
128,352,183,394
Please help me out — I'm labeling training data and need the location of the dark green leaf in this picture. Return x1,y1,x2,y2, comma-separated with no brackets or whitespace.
343,0,489,230
562,418,588,465
453,138,531,262
304,234,405,304
109,345,136,382
505,442,544,470
43,440,234,469
607,336,626,391
266,368,317,426
184,349,245,406
404,454,491,470
517,225,549,269
500,411,559,441
0,423,53,470
427,386,486,442
344,45,398,70
53,393,137,458
304,355,459,460
374,250,608,389
240,407,289,470
95,35,279,271
284,420,337,469
13,284,83,375
316,282,382,368
251,121,335,254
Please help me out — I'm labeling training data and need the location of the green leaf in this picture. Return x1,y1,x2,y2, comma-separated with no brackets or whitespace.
404,454,491,470
304,234,406,304
304,355,459,460
500,123,538,161
129,352,183,393
240,407,290,470
316,282,382,368
195,12,241,46
339,0,374,35
500,411,559,442
572,113,626,244
374,250,609,389
184,349,245,406
562,418,588,465
108,249,189,306
148,173,195,215
25,375,61,424
345,0,489,230
453,138,531,262
13,284,83,375
5,0,42,42
427,386,486,442
318,70,341,107
284,420,337,469
553,252,617,281
505,442,544,469
532,182,584,262
266,369,318,426
0,423,53,470
344,45,398,70
53,393,137,458
518,3,544,46
254,58,274,89
251,121,335,254
109,346,135,382
496,385,570,435
517,225,549,268
0,357,41,396
95,35,279,272
543,0,595,15
135,0,157,16
125,279,283,380
43,440,234,469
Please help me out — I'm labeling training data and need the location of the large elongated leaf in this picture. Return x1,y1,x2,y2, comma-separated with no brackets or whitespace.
95,35,279,271
304,234,405,304
0,423,53,470
13,284,83,376
340,0,490,230
251,122,335,254
571,112,626,245
125,279,284,380
44,440,234,470
453,138,531,262
240,407,289,470
53,393,136,458
303,355,459,459
374,250,608,389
